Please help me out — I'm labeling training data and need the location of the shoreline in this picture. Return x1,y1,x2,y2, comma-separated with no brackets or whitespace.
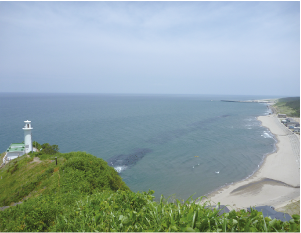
199,112,300,211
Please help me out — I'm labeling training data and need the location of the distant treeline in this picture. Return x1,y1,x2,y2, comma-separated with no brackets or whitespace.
276,97,300,117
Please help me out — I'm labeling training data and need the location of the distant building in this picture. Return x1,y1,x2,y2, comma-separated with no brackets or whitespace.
4,120,33,162
6,143,25,160
293,127,300,132
278,114,287,118
286,122,299,128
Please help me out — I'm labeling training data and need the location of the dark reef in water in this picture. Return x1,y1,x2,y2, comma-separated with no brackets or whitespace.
107,148,153,171
107,115,232,172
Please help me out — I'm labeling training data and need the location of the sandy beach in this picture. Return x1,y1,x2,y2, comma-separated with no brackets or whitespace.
200,113,300,211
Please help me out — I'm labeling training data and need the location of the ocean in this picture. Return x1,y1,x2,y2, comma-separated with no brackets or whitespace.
0,93,278,200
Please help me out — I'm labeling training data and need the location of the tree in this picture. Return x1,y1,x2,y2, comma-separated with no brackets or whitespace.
32,141,42,150
41,143,59,155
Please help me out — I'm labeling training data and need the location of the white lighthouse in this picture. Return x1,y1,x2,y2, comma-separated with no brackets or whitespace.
23,120,33,153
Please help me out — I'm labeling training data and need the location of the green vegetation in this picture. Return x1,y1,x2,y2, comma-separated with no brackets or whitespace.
0,152,5,163
32,141,59,154
0,144,299,232
32,141,42,150
274,97,300,117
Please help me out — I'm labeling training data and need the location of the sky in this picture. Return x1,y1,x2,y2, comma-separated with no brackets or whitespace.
0,1,300,96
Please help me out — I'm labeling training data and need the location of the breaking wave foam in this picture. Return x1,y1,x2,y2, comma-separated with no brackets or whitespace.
261,131,274,139
114,166,127,173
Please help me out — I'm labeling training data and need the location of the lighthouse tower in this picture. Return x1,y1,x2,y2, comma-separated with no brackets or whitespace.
23,120,33,153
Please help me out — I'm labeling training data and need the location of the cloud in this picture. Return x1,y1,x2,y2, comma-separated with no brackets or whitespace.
0,1,299,96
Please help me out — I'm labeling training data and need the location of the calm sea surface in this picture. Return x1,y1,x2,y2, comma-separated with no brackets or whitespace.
0,93,279,200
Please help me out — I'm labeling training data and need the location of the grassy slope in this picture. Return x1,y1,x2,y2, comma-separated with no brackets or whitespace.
0,152,300,232
0,151,128,207
0,152,5,165
274,97,300,117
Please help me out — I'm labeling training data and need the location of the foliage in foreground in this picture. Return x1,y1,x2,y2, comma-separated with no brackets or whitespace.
0,190,299,232
0,147,300,232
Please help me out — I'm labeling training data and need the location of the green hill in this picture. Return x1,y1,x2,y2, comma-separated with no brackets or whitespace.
0,148,299,232
274,97,300,117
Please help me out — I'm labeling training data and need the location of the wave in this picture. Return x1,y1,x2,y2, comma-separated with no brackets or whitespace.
114,166,127,173
261,130,274,139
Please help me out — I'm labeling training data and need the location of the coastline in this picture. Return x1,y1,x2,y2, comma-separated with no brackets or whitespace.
199,112,300,211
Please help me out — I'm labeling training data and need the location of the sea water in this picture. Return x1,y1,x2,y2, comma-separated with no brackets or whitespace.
0,93,278,200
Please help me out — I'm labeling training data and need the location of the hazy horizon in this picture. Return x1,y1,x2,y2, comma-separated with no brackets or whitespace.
0,91,295,99
0,1,300,96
